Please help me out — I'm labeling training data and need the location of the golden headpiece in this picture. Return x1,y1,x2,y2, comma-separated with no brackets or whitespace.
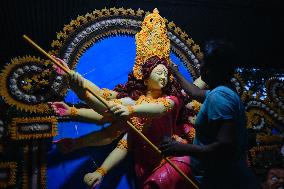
133,8,170,80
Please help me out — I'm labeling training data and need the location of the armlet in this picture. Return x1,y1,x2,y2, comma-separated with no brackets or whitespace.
117,139,128,149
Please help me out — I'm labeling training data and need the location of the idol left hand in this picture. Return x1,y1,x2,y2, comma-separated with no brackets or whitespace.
84,171,103,189
109,103,132,118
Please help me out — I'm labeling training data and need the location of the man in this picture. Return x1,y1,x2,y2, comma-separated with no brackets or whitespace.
160,40,260,189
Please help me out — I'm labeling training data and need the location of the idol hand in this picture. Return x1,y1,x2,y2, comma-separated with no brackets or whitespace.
48,101,71,116
51,55,69,75
84,171,103,189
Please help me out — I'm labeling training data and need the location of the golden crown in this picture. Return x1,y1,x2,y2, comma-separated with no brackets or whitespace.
133,8,170,80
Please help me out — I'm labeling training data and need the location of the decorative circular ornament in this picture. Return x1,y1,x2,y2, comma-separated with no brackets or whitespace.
231,73,245,97
0,56,64,113
245,105,274,131
266,78,284,113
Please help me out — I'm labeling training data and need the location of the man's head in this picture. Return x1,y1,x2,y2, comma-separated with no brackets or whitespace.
200,40,237,87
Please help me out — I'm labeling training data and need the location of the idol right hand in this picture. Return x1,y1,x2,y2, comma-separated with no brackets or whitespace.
48,101,71,116
51,55,70,75
84,171,103,189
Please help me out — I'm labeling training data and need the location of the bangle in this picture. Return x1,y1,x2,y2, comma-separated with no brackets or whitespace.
117,139,128,149
95,167,107,177
70,106,78,116
127,105,134,115
101,88,111,100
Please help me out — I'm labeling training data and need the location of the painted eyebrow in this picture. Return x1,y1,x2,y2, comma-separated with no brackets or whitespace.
156,68,168,73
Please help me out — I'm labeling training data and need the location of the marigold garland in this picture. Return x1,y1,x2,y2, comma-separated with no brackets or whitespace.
129,95,172,132
136,95,172,112
186,128,196,144
191,100,201,112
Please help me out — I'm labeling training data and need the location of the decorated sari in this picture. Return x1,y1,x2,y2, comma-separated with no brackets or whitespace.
128,95,193,189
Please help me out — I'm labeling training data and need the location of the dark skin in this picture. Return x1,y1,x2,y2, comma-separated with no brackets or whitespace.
170,63,207,103
160,62,237,161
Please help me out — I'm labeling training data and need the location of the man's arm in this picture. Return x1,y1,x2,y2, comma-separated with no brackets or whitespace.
174,70,207,102
160,120,237,160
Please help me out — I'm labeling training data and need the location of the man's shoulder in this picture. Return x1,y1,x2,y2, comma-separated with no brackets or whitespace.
209,86,238,98
207,86,241,106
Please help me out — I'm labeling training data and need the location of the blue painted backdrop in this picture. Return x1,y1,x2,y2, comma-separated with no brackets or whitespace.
47,36,192,189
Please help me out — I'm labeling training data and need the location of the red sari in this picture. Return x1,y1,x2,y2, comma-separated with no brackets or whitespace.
129,96,194,189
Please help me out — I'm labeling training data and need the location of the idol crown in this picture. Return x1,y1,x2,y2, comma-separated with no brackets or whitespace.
133,8,170,80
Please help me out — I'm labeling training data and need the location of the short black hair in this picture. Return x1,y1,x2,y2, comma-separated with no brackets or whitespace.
203,39,237,77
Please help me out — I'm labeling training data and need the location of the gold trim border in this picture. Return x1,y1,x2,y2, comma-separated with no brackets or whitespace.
9,117,58,140
0,162,17,187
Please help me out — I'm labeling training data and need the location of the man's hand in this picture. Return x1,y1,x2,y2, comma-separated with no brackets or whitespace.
160,136,188,157
169,62,179,74
53,138,75,154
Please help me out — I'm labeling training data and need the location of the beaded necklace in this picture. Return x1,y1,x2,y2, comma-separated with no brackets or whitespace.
130,95,172,132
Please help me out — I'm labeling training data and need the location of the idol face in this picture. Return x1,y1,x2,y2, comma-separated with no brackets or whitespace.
146,64,168,90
